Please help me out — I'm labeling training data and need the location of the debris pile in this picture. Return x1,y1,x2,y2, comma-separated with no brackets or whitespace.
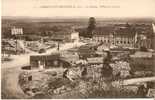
147,89,155,98
112,80,138,94
110,61,131,78
18,60,148,98
87,65,102,79
65,67,81,81
134,71,153,77
18,70,79,97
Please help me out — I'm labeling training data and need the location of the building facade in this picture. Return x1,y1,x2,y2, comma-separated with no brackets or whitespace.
51,28,79,42
78,44,96,59
11,27,23,35
30,54,71,69
135,37,152,49
92,27,136,48
71,32,79,42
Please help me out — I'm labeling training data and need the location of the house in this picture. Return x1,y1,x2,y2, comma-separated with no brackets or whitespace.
60,51,79,64
51,27,79,42
2,39,24,54
134,23,154,49
30,53,71,70
71,31,79,42
78,44,96,59
135,26,153,49
11,27,23,35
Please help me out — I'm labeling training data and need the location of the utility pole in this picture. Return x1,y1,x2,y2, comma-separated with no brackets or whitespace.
57,41,60,51
15,35,18,54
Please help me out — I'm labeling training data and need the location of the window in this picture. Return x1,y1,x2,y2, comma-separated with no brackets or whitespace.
120,41,123,44
28,76,32,81
128,41,130,44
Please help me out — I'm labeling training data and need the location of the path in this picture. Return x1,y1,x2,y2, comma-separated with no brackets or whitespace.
1,68,29,99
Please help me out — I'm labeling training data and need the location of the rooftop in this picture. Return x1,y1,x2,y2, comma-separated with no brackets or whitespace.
93,24,153,37
130,51,153,58
93,26,136,37
114,27,136,37
93,27,114,35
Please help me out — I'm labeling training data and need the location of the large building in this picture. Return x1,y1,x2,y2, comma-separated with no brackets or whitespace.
51,27,79,42
92,26,136,48
78,44,96,59
11,27,23,35
134,24,154,49
135,34,152,49
92,24,154,49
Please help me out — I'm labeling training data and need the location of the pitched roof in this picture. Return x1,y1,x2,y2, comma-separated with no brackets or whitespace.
93,27,114,35
130,51,152,58
52,27,75,35
114,27,136,37
93,26,136,36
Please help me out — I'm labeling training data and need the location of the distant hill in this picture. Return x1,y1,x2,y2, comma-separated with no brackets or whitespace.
2,16,155,23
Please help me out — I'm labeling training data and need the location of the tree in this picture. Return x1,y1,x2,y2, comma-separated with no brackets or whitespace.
87,17,96,38
102,51,113,78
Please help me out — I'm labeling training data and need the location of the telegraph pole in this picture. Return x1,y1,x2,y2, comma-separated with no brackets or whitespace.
16,35,17,54
57,41,60,51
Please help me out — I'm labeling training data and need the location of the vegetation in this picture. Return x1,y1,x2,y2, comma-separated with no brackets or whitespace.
87,17,96,38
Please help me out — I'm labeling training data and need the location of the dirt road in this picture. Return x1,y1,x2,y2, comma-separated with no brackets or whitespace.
1,67,28,99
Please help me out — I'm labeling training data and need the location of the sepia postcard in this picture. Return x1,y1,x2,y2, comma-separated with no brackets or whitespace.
1,0,155,99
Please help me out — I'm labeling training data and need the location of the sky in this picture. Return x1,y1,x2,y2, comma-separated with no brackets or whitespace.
2,0,155,18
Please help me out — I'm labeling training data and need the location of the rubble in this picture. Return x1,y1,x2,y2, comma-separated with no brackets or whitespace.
18,58,149,98
66,68,81,81
87,64,102,79
134,71,153,77
19,70,80,97
110,61,131,78
146,89,155,98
